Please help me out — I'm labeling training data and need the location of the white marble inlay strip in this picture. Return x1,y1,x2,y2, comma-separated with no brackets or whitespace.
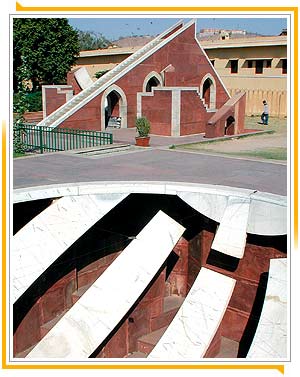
26,211,185,359
247,258,287,359
148,268,236,360
211,196,250,258
12,193,128,303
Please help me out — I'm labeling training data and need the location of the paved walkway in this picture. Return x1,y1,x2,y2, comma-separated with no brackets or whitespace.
108,126,269,148
109,126,207,147
13,138,287,195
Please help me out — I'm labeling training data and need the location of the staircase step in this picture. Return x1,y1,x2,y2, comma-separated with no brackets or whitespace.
163,295,185,312
40,310,68,337
68,143,131,156
137,326,168,354
150,295,184,332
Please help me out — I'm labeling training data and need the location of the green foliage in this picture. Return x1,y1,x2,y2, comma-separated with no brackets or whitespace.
13,91,42,112
94,70,110,79
13,122,26,155
77,30,111,50
13,18,80,91
135,116,151,137
13,63,29,154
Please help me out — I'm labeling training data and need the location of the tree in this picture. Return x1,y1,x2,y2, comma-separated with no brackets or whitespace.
77,30,111,50
13,18,80,91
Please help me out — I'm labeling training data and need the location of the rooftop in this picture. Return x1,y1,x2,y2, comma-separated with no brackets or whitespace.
78,34,287,58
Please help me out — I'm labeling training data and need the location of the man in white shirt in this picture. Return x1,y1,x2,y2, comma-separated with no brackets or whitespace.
261,100,269,125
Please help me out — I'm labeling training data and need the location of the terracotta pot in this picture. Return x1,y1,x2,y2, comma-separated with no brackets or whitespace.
135,136,150,147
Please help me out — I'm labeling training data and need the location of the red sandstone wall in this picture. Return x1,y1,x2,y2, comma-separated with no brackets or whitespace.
44,87,69,118
167,238,189,296
234,95,246,134
59,95,102,130
67,70,83,95
180,91,209,135
141,91,172,135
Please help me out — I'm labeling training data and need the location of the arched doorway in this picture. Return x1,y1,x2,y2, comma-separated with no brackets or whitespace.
101,85,127,131
142,71,163,93
225,115,235,135
200,74,216,110
146,77,160,92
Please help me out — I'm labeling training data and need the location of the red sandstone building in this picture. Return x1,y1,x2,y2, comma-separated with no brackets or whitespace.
41,20,246,138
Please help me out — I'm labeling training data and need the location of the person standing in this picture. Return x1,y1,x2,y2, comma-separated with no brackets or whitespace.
261,100,269,125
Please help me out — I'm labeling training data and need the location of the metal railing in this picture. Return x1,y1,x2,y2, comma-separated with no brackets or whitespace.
15,123,113,154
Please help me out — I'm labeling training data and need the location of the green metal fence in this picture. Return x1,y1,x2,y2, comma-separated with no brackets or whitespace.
16,123,113,154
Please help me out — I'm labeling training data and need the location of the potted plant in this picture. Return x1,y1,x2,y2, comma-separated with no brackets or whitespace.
135,116,151,147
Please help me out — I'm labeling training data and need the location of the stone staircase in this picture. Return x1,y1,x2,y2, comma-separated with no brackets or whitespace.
37,37,164,130
134,296,185,356
67,143,132,157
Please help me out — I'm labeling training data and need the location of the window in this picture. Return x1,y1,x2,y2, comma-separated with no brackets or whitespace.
247,60,253,68
282,59,287,74
230,60,238,74
266,60,272,68
255,60,263,74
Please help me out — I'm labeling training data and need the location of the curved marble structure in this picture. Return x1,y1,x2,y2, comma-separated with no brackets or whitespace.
13,181,287,236
12,181,287,360
26,211,185,359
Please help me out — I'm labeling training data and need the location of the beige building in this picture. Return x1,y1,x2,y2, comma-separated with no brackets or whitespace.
73,34,287,117
201,36,287,117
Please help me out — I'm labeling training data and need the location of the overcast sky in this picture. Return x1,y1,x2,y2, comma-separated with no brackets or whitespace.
68,17,287,40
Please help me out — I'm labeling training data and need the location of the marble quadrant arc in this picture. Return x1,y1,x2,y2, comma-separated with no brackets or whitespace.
12,193,128,303
26,211,185,359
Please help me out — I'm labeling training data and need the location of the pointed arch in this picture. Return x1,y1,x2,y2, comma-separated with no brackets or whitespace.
200,73,216,110
142,71,163,92
101,84,127,131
